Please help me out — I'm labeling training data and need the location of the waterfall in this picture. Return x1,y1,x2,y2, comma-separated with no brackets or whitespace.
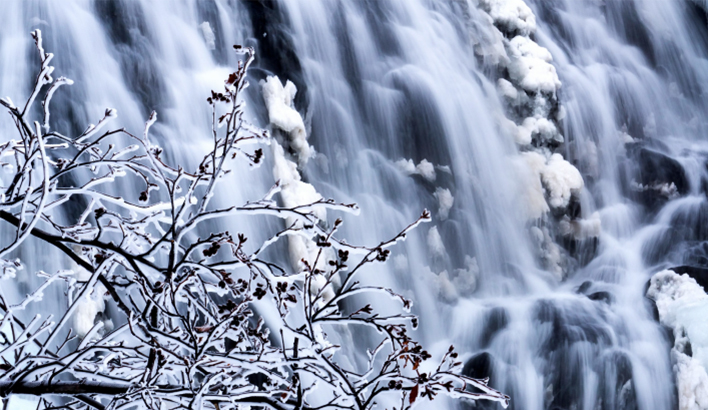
3,0,708,409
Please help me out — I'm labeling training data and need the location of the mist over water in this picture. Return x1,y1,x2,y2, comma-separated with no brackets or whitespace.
3,1,708,409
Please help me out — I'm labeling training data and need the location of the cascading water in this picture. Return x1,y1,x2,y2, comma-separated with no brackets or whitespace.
2,0,708,409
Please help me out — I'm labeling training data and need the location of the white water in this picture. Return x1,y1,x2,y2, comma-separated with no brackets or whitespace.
4,0,708,409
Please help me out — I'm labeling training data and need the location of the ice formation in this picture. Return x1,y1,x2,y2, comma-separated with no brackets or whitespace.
631,181,680,199
478,0,537,36
263,78,336,304
517,116,561,145
558,212,601,240
541,153,584,209
513,152,583,217
476,0,586,280
515,151,549,220
420,256,479,304
434,187,455,220
272,133,327,271
261,76,313,164
507,36,561,94
647,270,708,410
395,158,437,182
497,78,518,100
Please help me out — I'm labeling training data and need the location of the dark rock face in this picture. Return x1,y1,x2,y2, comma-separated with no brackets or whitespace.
627,144,689,211
462,352,500,410
463,352,495,381
95,0,166,114
480,307,509,347
242,0,309,112
588,291,614,304
634,147,689,193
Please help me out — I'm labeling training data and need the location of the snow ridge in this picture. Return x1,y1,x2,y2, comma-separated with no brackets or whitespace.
261,76,333,283
647,270,708,410
475,0,594,277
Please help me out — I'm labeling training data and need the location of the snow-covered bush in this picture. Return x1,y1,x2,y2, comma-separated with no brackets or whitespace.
0,31,509,410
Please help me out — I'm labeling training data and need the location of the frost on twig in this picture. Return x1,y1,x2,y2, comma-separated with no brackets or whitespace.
0,32,509,410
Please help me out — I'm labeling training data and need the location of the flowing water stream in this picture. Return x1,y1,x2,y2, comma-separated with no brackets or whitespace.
3,1,708,409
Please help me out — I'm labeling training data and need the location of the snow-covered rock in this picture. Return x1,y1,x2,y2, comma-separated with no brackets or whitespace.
506,36,561,94
515,151,550,220
647,270,708,410
434,187,455,220
395,158,437,182
541,153,584,209
261,76,313,164
478,0,537,36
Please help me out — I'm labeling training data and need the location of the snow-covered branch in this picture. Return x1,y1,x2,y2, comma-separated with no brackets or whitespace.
0,31,509,410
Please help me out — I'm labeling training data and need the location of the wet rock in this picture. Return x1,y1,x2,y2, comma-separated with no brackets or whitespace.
576,280,593,294
462,352,499,410
243,0,309,112
588,291,613,304
627,145,689,211
598,351,638,410
463,351,495,381
480,307,509,347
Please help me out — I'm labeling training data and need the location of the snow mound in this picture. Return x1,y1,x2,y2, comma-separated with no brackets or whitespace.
261,76,313,163
272,143,328,270
517,116,561,145
515,151,549,219
514,152,584,218
497,78,519,100
541,153,584,209
558,212,601,240
507,36,561,94
420,256,479,304
479,0,537,36
647,270,708,410
395,158,437,182
434,187,455,220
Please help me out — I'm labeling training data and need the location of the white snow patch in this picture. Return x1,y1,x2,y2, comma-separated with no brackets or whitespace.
497,78,519,100
515,151,549,220
517,116,561,145
620,130,635,144
395,158,437,182
558,212,601,240
420,256,478,304
261,76,313,163
507,36,561,94
541,153,584,209
631,181,679,199
395,158,416,175
453,256,479,297
416,159,436,182
434,187,455,220
478,0,537,36
647,270,708,410
272,143,327,271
